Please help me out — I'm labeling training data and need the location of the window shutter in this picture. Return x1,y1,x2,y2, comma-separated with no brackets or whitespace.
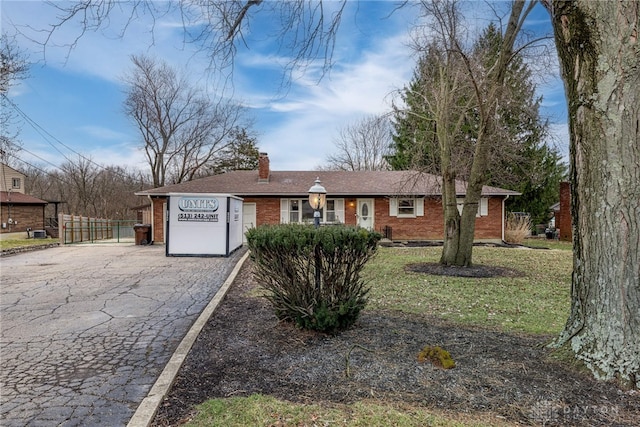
335,199,345,223
416,197,424,216
389,198,398,216
280,199,289,223
480,197,489,216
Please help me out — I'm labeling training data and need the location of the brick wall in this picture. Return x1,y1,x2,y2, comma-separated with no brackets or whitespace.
244,196,505,241
371,197,504,241
373,197,442,240
151,197,166,243
244,197,281,226
0,204,45,234
557,181,572,241
151,195,506,243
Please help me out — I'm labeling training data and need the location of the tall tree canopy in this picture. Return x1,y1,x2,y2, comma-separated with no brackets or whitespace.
0,32,29,161
390,22,565,226
123,54,245,187
203,127,260,175
24,158,149,220
390,0,541,266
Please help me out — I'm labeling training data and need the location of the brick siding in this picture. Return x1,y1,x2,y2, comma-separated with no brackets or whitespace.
372,197,503,241
151,197,165,243
0,204,46,234
150,195,505,243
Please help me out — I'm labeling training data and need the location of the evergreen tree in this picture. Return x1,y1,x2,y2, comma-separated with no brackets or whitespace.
208,127,259,174
390,24,567,226
388,51,440,172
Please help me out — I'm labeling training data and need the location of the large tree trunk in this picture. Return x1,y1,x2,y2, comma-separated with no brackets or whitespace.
549,0,639,388
440,166,464,265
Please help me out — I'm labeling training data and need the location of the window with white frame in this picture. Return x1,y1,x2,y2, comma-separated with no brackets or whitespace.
11,178,21,189
325,199,337,222
281,198,344,224
397,198,415,217
456,197,489,217
389,197,424,218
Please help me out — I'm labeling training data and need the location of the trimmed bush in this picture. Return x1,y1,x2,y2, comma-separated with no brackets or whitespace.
245,224,382,333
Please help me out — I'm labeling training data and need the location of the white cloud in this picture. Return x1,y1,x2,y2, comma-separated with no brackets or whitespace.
3,1,568,177
246,31,414,170
86,145,148,170
77,125,131,141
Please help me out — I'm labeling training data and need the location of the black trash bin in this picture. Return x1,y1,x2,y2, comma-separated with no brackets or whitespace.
133,224,151,245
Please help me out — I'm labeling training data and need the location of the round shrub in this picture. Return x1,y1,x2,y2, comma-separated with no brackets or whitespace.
245,224,381,333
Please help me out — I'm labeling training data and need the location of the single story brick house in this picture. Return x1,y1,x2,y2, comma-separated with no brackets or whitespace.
0,191,48,235
136,153,519,244
1,163,48,236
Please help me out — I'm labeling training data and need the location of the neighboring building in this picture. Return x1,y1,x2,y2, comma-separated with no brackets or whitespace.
0,163,48,235
1,163,26,194
136,153,520,244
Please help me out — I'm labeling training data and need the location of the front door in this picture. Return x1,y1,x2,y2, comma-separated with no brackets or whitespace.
357,199,374,230
242,203,257,242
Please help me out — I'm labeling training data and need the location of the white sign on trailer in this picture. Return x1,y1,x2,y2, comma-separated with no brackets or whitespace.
166,193,243,256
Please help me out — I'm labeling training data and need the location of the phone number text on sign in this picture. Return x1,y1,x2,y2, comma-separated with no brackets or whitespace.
177,213,219,222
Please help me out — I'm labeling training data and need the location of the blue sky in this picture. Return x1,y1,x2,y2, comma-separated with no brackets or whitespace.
2,1,568,175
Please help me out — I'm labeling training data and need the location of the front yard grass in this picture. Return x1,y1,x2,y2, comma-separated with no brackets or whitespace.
523,237,573,251
188,394,513,427
183,245,574,427
365,246,572,335
0,238,57,251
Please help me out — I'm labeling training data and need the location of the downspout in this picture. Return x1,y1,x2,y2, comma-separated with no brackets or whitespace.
502,195,510,242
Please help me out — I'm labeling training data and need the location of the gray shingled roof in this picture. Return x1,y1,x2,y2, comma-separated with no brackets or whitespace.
137,170,519,198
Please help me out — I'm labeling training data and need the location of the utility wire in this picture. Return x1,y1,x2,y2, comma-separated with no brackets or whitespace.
1,93,139,181
3,151,75,187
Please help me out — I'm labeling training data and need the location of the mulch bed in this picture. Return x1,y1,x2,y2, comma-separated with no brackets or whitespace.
152,260,640,426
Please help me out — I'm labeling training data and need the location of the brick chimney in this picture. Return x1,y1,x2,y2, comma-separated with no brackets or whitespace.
258,152,270,182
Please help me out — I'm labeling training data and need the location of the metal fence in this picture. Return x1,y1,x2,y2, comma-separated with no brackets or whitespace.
61,214,137,244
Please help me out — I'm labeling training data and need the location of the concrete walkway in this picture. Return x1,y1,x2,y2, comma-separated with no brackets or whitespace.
0,244,246,426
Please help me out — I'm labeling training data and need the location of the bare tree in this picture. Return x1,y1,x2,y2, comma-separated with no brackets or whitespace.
25,160,151,219
123,54,243,187
544,0,639,388
324,115,392,171
406,0,540,266
0,32,29,162
29,1,346,83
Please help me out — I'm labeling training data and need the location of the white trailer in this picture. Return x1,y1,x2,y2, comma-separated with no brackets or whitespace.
166,193,244,257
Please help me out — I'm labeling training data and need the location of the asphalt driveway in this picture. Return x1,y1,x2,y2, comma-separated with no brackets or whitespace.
0,243,246,426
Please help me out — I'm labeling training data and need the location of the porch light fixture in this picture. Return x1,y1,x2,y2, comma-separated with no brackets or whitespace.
308,177,327,228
